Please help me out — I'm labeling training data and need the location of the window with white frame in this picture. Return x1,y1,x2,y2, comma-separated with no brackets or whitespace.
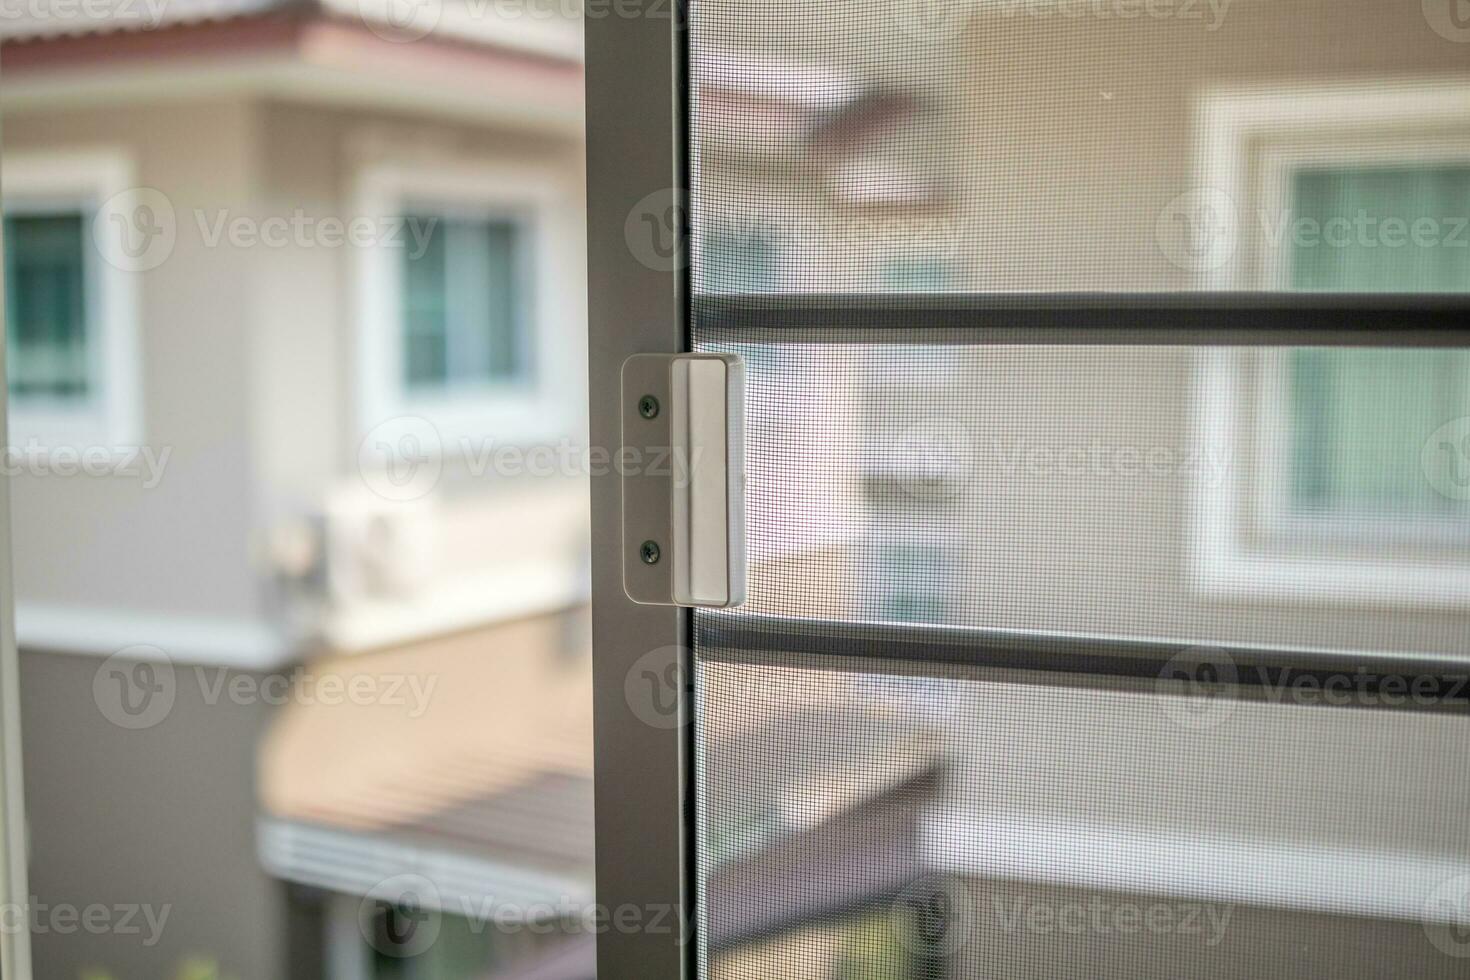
355,161,577,451
2,151,141,451
401,213,532,394
1194,86,1470,605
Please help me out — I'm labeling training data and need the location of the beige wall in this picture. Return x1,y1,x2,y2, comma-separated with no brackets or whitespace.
5,101,264,628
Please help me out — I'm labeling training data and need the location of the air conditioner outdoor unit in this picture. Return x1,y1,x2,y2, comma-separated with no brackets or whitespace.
323,487,438,607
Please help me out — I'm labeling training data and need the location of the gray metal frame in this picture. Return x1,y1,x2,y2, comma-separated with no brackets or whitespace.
699,615,1470,714
585,5,692,978
0,105,36,980
694,294,1470,346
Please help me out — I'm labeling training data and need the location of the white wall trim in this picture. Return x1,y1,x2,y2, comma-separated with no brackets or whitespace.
1,147,144,454
15,601,292,668
258,817,593,914
928,811,1470,927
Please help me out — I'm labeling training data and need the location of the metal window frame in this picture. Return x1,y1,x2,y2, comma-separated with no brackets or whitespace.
0,109,37,980
586,4,693,979
586,9,1470,975
693,293,1470,346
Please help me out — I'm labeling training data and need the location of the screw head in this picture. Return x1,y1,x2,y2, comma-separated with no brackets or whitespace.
638,395,660,420
639,540,661,565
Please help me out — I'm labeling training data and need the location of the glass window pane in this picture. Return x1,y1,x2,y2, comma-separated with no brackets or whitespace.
403,217,526,391
1290,349,1470,518
1283,166,1470,519
1290,167,1470,294
702,229,779,293
3,213,89,399
403,215,449,389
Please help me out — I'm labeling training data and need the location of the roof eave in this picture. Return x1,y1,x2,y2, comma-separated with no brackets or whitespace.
0,13,585,133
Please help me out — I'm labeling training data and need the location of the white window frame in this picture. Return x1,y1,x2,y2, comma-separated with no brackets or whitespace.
1191,82,1470,607
354,159,577,453
1,149,143,453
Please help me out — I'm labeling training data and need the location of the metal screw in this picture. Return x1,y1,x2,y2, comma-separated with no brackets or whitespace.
640,540,661,565
638,395,659,419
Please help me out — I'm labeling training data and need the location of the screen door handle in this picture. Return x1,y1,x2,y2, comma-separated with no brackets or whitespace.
621,353,746,608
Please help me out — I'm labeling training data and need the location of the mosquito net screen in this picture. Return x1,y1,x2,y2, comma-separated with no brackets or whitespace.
687,1,1470,978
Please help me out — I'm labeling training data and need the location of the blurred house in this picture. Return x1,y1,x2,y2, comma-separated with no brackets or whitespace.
2,2,589,977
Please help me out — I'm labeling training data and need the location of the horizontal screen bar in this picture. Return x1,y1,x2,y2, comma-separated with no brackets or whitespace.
694,294,1470,346
697,613,1470,714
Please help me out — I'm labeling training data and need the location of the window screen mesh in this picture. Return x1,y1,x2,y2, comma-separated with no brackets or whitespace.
687,1,1470,978
688,0,1470,296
